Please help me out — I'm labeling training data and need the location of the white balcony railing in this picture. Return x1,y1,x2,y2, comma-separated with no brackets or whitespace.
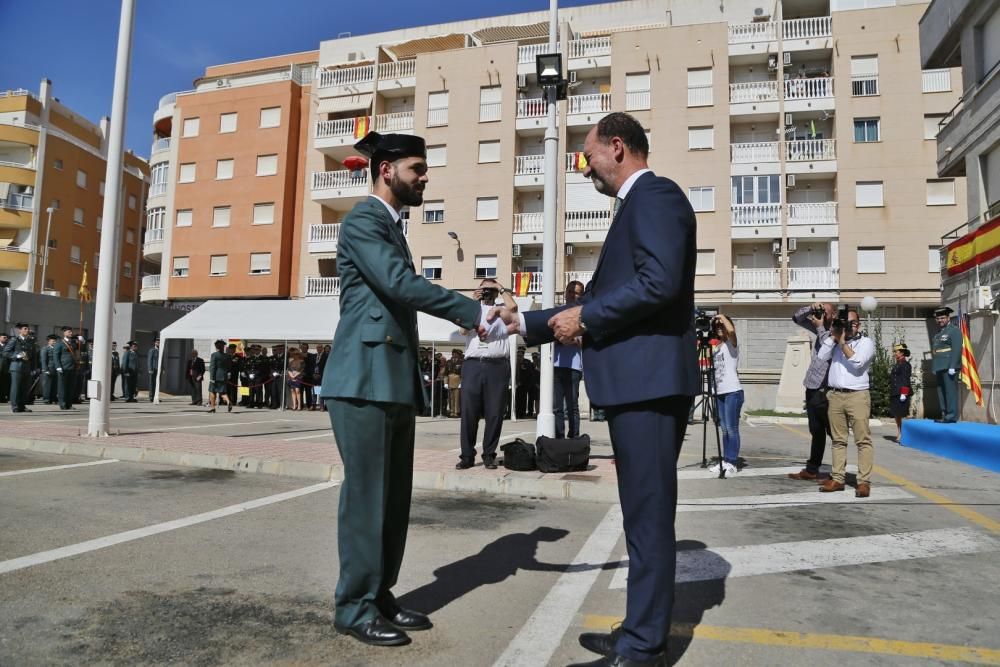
851,75,879,97
316,117,359,139
518,42,560,64
378,60,416,80
785,139,836,162
567,93,612,115
782,16,832,40
513,212,544,233
427,107,448,127
733,268,781,290
514,155,545,176
149,182,168,197
151,137,171,155
783,76,833,100
731,203,781,227
788,266,839,290
728,21,778,44
0,159,36,170
158,92,177,109
373,111,414,132
687,85,713,107
516,97,546,118
3,192,33,211
565,271,593,286
318,64,375,89
922,68,951,93
730,80,779,103
567,37,611,59
730,141,780,163
306,276,341,297
787,202,837,225
565,152,588,172
479,102,502,122
141,274,161,290
625,89,651,111
309,223,341,244
312,170,369,191
566,209,612,231
511,272,543,293
144,227,164,245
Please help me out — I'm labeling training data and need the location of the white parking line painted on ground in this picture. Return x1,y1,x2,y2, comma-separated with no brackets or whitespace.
677,465,857,480
7,414,198,424
282,432,332,442
677,487,913,512
0,480,340,575
128,420,292,433
0,459,120,478
609,527,998,589
493,505,623,667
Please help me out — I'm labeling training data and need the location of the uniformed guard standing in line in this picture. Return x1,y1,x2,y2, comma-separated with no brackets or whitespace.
208,339,233,414
225,343,241,408
3,323,37,412
110,341,121,401
931,306,962,423
77,339,93,401
265,346,280,409
54,326,79,410
40,335,59,404
319,131,503,647
0,333,9,403
249,345,268,409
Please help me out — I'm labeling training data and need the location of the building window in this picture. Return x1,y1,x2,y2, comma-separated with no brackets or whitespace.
731,175,781,205
150,163,169,196
179,163,196,183
219,112,238,133
50,199,60,210
212,206,231,227
478,140,501,163
427,91,449,127
427,145,447,167
73,207,84,225
474,255,498,280
256,154,278,176
853,118,880,143
249,252,272,275
182,117,200,137
855,181,884,208
253,202,275,225
476,196,499,220
857,246,885,273
216,159,234,180
99,181,105,196
688,126,714,150
687,67,713,107
128,194,137,210
76,169,87,188
47,238,57,249
172,256,189,277
688,186,715,212
260,106,281,128
928,245,942,273
696,249,715,275
479,86,501,122
53,158,63,170
850,56,879,96
70,245,81,264
625,72,651,111
924,114,946,140
979,9,1000,81
123,261,133,278
423,200,444,223
126,229,135,244
210,255,228,277
926,179,956,206
921,69,952,93
176,209,193,227
421,256,442,280
96,216,102,231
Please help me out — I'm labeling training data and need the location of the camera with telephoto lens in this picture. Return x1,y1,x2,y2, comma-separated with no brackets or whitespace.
480,287,498,302
810,305,825,320
830,305,849,334
694,310,714,344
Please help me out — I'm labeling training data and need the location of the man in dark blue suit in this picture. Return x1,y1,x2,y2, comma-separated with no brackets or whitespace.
495,113,698,666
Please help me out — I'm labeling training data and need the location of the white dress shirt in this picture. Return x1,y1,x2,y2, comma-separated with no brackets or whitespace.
817,334,875,390
369,194,400,223
466,303,510,358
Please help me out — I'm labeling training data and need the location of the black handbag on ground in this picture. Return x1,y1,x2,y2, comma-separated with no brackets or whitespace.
535,435,591,473
501,438,537,471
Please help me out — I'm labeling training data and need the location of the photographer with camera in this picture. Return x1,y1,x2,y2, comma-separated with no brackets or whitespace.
788,302,835,481
710,314,743,476
816,308,876,498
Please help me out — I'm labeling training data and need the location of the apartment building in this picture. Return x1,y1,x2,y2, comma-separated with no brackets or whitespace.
145,0,966,321
0,80,148,302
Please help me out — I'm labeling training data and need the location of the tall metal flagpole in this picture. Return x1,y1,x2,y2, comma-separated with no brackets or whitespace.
536,0,559,439
88,0,135,436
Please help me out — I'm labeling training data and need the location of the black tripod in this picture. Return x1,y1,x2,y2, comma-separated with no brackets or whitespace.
695,335,725,479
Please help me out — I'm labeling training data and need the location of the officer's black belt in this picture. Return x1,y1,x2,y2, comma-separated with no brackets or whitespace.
829,387,867,393
465,357,507,364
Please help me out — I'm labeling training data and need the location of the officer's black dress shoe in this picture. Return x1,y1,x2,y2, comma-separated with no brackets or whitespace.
567,651,665,667
378,603,432,631
334,615,411,646
483,458,498,470
579,627,620,656
455,459,474,470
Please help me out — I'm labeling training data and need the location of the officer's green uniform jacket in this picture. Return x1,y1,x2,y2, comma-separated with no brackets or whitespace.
320,197,480,408
931,322,962,372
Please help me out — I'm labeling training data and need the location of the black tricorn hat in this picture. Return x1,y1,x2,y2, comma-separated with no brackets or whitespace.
62,325,74,332
46,334,59,340
354,131,426,163
933,306,954,317
892,343,911,357
15,322,28,328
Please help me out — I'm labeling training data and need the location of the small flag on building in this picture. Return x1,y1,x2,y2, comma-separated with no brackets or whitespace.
78,261,92,303
959,313,983,407
573,152,588,171
353,115,369,139
513,272,533,297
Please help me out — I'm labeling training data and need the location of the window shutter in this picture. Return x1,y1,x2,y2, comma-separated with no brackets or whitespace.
260,107,281,128
478,140,501,163
250,253,271,274
855,181,883,207
926,179,955,205
850,55,878,77
210,255,228,276
253,203,275,225
688,126,714,150
219,112,238,133
427,145,447,167
857,247,885,273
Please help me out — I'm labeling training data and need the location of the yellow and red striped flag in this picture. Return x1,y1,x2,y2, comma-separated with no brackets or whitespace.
573,152,588,171
959,313,983,407
513,272,533,297
353,115,369,139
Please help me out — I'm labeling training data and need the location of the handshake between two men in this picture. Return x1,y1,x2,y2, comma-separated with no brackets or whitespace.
477,305,584,344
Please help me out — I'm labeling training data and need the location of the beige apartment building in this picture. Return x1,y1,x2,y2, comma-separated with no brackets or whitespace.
143,0,965,322
0,81,148,303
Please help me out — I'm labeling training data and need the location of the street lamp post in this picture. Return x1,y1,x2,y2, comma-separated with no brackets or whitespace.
40,205,54,293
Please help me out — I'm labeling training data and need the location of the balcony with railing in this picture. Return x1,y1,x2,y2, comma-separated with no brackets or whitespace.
732,268,781,291
479,101,502,123
141,274,161,290
783,76,833,102
373,111,414,133
153,92,177,131
782,16,832,44
787,266,839,290
514,155,545,189
306,276,341,297
567,93,612,125
730,141,780,165
625,89,651,111
2,192,33,211
311,170,370,209
730,80,779,105
377,59,416,90
851,75,879,97
150,136,171,157
515,98,548,131
787,202,837,226
687,85,713,107
511,272,542,294
139,274,162,302
315,117,367,157
567,37,611,65
317,64,375,91
0,191,32,229
565,271,593,287
513,212,544,235
728,21,778,45
565,209,612,242
922,68,952,93
518,42,560,73
308,223,341,253
784,139,836,167
731,203,781,229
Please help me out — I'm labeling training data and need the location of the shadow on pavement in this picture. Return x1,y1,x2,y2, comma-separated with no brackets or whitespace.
668,540,730,665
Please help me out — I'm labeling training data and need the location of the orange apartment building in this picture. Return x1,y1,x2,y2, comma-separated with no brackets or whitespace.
0,80,148,303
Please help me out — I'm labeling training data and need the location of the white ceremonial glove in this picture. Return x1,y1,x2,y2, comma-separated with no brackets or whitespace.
56,367,63,373
948,368,956,376
249,374,255,379
899,395,906,402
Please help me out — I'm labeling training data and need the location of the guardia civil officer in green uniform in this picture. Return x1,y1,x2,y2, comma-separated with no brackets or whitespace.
320,131,504,647
931,306,962,423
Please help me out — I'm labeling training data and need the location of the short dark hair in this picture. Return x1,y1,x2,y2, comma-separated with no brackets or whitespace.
595,112,648,158
564,280,584,297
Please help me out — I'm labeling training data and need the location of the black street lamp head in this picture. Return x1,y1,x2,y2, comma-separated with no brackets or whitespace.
536,53,562,86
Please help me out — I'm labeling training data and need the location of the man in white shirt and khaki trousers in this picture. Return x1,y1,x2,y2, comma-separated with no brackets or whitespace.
816,309,876,498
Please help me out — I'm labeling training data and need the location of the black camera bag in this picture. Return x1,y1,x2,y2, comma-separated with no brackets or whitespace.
535,435,591,473
501,438,537,471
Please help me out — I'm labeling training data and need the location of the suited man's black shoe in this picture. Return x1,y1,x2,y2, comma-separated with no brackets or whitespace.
579,627,620,656
378,603,432,631
334,615,411,646
567,651,665,666
455,459,474,470
483,458,498,470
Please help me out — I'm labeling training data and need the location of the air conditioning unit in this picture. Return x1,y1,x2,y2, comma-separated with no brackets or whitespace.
569,71,578,83
215,79,229,88
787,237,798,253
512,243,522,258
517,73,528,89
771,239,783,255
768,54,778,71
784,112,793,126
565,243,575,256
786,174,796,188
752,6,771,21
783,52,792,66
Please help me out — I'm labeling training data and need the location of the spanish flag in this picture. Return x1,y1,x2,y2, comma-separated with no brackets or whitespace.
78,261,92,303
959,313,984,407
573,152,588,171
513,272,533,297
353,115,369,139
946,214,1000,276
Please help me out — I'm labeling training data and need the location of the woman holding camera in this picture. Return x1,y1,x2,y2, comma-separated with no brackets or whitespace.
711,314,744,475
